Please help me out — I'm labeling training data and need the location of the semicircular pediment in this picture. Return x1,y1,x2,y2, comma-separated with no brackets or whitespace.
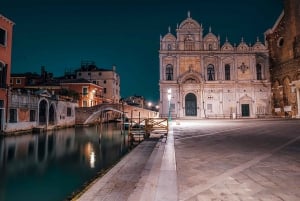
162,33,176,42
203,32,218,42
178,71,203,84
179,18,201,30
237,41,249,51
221,42,234,51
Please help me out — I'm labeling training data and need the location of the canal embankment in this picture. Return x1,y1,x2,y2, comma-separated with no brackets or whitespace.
73,136,165,201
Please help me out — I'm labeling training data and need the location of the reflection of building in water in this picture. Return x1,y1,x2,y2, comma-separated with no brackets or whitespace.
0,130,76,171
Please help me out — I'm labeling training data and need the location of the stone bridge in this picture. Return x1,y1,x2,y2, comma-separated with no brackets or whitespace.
75,103,159,125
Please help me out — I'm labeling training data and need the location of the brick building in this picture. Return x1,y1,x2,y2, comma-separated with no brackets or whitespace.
265,0,300,117
60,79,104,107
0,14,14,131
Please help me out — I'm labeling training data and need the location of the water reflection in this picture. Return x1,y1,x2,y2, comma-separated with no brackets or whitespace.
0,123,129,201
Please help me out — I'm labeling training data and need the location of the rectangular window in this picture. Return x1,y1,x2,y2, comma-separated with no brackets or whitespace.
104,88,107,94
0,28,6,46
16,79,21,84
0,100,4,108
30,110,36,122
83,101,87,107
170,103,175,112
207,104,212,112
0,63,7,88
256,64,262,80
104,80,106,84
82,87,88,95
225,65,230,80
9,109,17,123
67,107,72,116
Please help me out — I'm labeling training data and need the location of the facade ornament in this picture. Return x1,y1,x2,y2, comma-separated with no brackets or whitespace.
168,26,171,33
209,26,211,33
238,62,249,73
187,11,190,18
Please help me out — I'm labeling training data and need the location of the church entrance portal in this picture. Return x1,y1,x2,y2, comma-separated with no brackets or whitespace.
185,93,197,116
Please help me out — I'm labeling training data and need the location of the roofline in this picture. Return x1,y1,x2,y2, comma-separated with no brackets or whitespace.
60,82,103,88
266,10,284,35
0,14,15,25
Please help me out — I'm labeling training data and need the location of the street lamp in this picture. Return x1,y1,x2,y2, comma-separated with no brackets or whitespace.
167,88,172,121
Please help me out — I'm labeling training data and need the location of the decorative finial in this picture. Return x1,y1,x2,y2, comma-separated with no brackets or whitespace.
160,34,162,40
256,36,260,42
187,11,190,18
209,26,212,33
226,36,228,42
177,23,179,29
241,37,244,42
218,35,220,40
168,26,171,33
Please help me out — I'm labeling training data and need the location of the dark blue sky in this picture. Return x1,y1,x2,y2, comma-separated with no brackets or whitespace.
1,0,283,103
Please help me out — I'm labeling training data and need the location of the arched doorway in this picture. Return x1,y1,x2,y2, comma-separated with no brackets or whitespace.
49,104,55,125
185,93,197,116
39,100,47,125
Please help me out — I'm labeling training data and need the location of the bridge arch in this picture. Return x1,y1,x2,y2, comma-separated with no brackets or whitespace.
84,107,124,124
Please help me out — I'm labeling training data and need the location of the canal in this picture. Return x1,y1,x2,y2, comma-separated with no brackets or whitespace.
0,123,130,201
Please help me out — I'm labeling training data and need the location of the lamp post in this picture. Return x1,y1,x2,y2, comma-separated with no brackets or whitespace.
167,88,172,122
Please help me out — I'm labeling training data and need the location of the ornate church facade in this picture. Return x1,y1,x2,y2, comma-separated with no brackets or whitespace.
159,12,271,119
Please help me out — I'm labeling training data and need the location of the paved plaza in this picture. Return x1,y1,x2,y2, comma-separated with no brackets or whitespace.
77,119,300,201
174,119,300,201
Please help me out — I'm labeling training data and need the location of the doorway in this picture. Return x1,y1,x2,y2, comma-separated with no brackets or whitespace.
241,104,250,117
185,93,197,116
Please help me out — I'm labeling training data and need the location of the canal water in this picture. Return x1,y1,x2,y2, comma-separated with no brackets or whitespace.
0,123,130,201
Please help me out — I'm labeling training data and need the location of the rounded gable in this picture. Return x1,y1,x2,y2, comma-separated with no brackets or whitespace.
162,33,176,42
179,18,201,30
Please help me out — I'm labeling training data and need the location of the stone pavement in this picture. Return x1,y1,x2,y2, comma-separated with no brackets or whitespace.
76,119,300,201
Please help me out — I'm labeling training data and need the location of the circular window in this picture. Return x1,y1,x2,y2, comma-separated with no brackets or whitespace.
277,37,284,47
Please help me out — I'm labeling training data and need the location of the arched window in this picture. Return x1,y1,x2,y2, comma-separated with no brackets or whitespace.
167,44,172,50
225,64,230,80
256,64,262,80
207,64,215,81
166,64,173,81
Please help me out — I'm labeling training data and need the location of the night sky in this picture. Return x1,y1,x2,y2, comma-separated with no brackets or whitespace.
1,0,283,103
